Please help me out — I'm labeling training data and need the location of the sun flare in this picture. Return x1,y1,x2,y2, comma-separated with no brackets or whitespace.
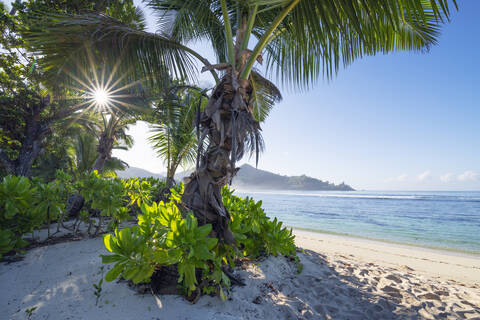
64,52,141,122
92,87,110,107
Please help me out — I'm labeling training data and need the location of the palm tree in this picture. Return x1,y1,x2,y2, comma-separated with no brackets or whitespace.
149,86,207,188
92,112,135,173
72,130,129,176
25,0,457,242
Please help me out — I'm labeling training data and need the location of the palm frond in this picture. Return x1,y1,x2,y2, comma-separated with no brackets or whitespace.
104,156,129,172
147,0,228,63
149,85,206,177
250,69,281,122
23,13,197,87
250,0,456,88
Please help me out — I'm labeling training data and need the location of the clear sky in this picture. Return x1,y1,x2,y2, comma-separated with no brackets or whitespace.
114,0,480,191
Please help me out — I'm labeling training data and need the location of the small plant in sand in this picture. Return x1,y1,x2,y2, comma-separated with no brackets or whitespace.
93,266,104,306
101,188,226,298
25,306,37,320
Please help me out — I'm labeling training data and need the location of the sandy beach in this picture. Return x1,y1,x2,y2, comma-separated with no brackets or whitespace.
1,229,479,320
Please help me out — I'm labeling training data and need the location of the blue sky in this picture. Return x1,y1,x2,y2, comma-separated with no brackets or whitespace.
114,0,480,191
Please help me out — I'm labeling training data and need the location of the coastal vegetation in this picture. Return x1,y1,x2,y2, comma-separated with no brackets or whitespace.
0,0,458,306
0,170,297,300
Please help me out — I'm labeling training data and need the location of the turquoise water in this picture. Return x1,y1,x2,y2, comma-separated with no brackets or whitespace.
234,190,480,254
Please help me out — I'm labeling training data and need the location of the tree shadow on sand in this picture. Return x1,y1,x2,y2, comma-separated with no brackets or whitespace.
243,249,446,320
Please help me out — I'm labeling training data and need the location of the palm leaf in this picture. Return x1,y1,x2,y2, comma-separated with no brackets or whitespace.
250,69,281,122
23,13,197,87
147,0,228,63
257,1,455,88
149,86,206,177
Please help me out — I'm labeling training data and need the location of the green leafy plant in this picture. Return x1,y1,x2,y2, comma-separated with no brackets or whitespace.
222,186,296,258
101,187,298,301
0,175,39,257
101,194,228,298
93,266,104,306
33,179,65,238
77,171,129,234
0,229,16,259
25,306,37,320
123,177,155,207
121,177,169,208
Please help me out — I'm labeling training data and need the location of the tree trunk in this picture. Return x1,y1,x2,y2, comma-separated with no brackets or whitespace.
182,70,260,243
92,154,107,173
93,132,114,173
0,103,49,177
166,175,175,189
0,149,15,175
15,138,44,176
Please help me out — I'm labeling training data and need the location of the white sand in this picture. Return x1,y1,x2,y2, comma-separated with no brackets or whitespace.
294,230,480,285
1,229,479,319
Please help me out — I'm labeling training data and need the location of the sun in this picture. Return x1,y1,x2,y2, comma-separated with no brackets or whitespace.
92,87,110,107
63,50,141,119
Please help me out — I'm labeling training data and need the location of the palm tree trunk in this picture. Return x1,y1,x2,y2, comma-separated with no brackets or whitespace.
182,70,259,243
166,174,175,189
92,154,107,173
93,132,114,173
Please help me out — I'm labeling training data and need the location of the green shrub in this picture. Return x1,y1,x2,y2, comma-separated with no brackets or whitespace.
77,171,129,232
0,176,39,257
101,186,298,300
0,171,187,258
101,197,224,297
34,180,66,226
222,186,296,258
122,177,156,207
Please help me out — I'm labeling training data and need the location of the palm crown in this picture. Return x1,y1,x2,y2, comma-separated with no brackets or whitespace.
25,0,456,86
149,85,207,185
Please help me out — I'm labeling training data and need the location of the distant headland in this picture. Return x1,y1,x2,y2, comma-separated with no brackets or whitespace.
232,164,355,191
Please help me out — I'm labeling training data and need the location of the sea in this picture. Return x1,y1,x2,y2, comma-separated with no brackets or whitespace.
234,190,480,255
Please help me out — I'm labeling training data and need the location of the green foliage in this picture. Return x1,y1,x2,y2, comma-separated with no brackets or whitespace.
93,266,104,306
25,306,37,320
0,173,72,257
77,171,129,231
102,186,297,300
0,176,38,257
222,186,296,258
122,177,167,207
149,85,207,182
0,169,189,258
34,179,66,225
0,229,16,259
101,194,226,297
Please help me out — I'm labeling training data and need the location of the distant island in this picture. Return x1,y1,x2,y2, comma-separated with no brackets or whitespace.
232,164,354,191
118,164,354,191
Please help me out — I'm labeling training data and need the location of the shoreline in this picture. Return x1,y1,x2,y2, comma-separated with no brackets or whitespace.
291,226,480,257
293,228,480,285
